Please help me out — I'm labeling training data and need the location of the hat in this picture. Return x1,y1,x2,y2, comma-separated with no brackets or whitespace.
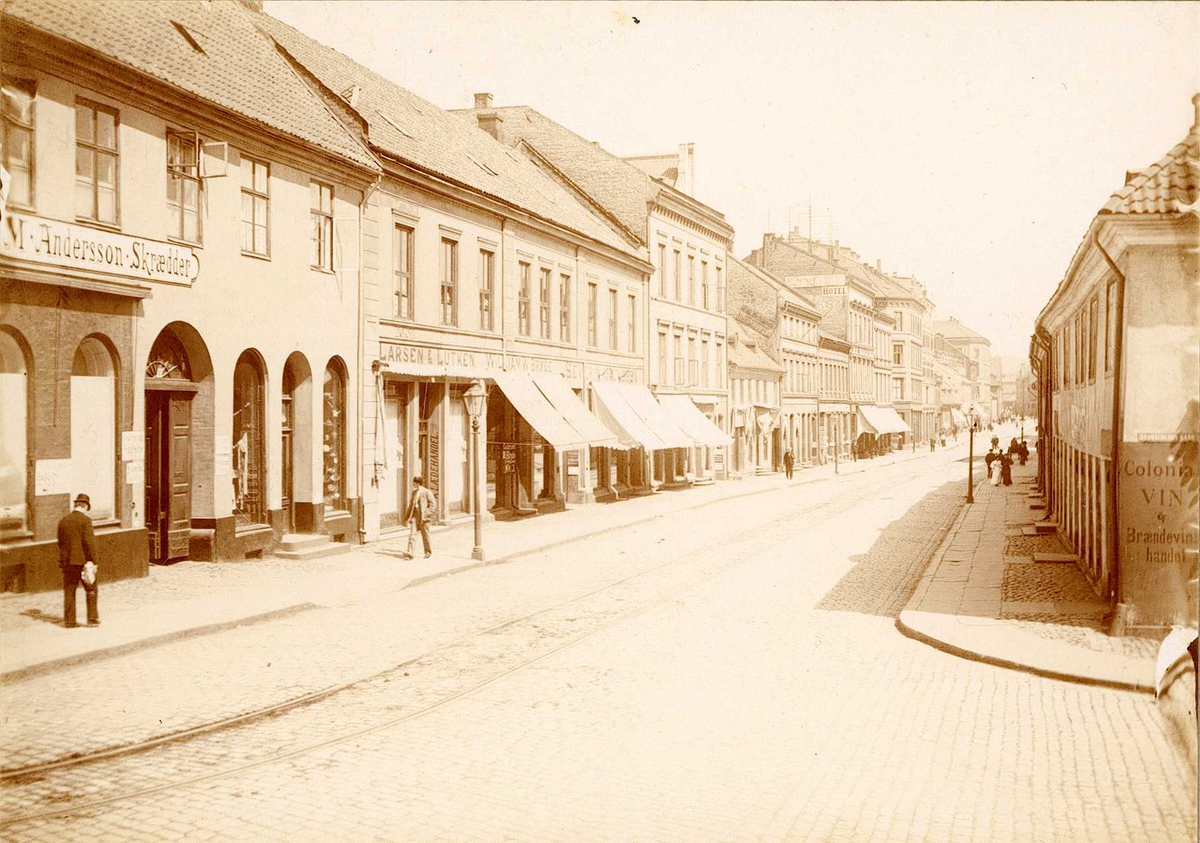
73,493,91,509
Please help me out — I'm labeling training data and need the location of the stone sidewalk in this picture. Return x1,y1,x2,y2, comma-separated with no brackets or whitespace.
2,439,958,680
898,446,1159,693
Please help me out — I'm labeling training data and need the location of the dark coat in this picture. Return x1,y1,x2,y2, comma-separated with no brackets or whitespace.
57,509,97,568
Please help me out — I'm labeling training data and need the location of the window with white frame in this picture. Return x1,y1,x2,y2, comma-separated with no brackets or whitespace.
559,274,572,342
518,262,531,336
167,131,202,244
479,249,494,331
607,288,618,350
310,181,334,270
627,294,636,353
75,99,119,224
539,267,553,339
393,225,413,319
1,77,34,208
240,156,270,256
439,238,457,326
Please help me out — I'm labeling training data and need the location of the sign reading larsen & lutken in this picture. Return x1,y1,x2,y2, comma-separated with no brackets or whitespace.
2,211,200,284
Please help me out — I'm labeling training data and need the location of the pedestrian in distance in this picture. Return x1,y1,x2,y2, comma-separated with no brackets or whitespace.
783,448,794,479
405,476,436,558
57,493,99,628
1018,440,1029,466
1000,448,1014,486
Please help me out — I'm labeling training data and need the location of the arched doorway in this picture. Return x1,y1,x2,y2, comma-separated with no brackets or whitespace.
145,323,213,564
232,350,268,528
282,353,312,533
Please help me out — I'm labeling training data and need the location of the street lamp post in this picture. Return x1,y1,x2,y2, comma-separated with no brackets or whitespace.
966,407,978,505
463,380,487,562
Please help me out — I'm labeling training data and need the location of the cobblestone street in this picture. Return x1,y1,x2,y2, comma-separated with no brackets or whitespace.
2,456,1194,842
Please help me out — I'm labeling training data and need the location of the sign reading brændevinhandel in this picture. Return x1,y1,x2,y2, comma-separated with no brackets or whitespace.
1,211,200,285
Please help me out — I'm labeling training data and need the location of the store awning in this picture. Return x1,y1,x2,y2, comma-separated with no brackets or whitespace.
492,372,588,450
658,395,731,447
878,407,911,434
532,375,626,450
857,405,890,435
592,382,693,451
950,408,967,425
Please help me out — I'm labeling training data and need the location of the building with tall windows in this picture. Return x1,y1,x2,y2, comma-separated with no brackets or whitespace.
451,100,733,485
726,257,821,471
256,16,656,537
0,0,380,589
746,232,910,457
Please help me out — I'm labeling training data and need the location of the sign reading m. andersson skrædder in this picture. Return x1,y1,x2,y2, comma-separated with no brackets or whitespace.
1,211,199,284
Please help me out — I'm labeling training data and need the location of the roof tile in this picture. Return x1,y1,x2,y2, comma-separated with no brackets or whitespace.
3,0,379,171
254,14,637,257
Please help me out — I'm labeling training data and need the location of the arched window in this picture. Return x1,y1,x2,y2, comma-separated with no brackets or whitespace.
71,336,117,520
232,351,266,525
322,359,346,510
0,330,30,536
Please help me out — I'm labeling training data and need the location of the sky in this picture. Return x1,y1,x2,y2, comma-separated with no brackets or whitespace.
266,1,1198,360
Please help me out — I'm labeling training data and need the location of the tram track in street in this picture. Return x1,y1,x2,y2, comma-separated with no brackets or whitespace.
0,457,962,829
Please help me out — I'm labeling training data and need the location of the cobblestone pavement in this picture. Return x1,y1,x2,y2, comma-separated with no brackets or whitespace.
0,455,951,773
1,455,1195,842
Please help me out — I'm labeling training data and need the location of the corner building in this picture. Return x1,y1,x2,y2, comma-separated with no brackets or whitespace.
1,0,378,589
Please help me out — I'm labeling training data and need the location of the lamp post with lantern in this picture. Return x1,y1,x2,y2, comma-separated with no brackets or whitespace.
966,405,980,504
463,380,487,562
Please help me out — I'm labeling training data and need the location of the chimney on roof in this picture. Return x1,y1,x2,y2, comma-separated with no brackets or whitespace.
676,143,695,196
237,0,264,10
876,259,882,272
474,93,494,109
1193,93,1200,132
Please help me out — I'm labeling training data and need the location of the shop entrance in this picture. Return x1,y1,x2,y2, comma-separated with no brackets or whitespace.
145,391,193,564
378,380,410,532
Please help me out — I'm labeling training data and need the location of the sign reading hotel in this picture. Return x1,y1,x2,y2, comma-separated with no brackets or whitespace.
2,211,199,285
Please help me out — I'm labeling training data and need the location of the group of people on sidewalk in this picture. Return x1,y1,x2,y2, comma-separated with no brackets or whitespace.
984,436,1030,487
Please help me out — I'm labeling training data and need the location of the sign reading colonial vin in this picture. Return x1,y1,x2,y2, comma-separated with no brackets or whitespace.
2,211,200,284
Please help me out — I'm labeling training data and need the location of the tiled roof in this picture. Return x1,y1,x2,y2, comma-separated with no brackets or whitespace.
1101,118,1198,214
254,14,638,257
453,105,661,244
2,0,379,172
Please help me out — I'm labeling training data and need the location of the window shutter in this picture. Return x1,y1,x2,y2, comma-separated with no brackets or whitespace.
199,140,228,178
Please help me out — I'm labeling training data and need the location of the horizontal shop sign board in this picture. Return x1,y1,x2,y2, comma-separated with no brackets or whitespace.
2,211,199,285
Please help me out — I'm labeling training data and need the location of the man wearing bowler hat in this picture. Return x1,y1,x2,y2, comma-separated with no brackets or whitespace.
57,493,100,628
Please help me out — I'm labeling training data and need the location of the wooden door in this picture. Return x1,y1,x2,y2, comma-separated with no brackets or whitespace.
166,396,192,560
145,395,166,562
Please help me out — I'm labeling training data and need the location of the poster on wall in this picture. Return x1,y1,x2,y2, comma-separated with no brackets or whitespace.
1118,439,1199,628
35,459,72,496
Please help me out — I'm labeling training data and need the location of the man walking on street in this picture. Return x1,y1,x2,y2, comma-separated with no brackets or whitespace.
405,477,436,558
57,493,99,628
783,449,794,480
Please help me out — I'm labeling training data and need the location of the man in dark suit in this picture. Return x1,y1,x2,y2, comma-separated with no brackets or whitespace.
404,477,436,559
57,493,99,628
